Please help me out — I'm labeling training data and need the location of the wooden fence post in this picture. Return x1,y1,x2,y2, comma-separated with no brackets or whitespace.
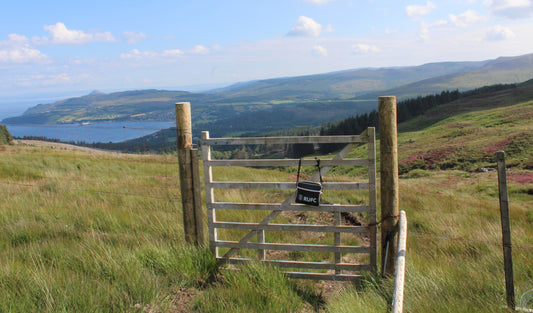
379,96,399,277
176,102,204,246
496,151,515,310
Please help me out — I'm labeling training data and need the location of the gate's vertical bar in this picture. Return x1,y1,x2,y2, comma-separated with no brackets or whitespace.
258,230,266,260
496,151,515,310
334,211,341,275
201,131,217,256
367,127,378,271
379,96,399,277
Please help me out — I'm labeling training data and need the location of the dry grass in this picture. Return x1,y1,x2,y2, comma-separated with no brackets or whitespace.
1,114,532,313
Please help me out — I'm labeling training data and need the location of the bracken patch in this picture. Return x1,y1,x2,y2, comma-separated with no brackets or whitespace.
400,146,460,167
482,137,513,155
509,172,533,185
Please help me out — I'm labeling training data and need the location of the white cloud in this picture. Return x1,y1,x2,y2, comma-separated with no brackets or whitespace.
385,28,398,34
120,49,158,60
488,0,533,18
449,10,486,27
6,72,93,89
484,25,517,40
123,31,148,44
35,22,116,45
406,1,436,17
414,18,448,41
302,0,335,4
40,73,72,85
4,33,27,45
312,45,328,56
418,22,430,41
485,0,533,18
121,47,190,60
189,45,210,55
324,24,335,33
162,49,185,57
432,19,449,27
287,16,323,37
0,34,48,64
352,43,380,54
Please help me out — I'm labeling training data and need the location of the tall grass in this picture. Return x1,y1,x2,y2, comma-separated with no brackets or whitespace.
193,262,306,313
323,170,532,313
0,145,218,312
0,131,531,312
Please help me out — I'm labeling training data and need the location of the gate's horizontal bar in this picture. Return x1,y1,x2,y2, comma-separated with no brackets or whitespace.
200,135,368,146
213,221,369,233
284,272,364,281
211,202,372,213
205,158,371,167
216,241,371,253
220,257,373,271
210,181,372,190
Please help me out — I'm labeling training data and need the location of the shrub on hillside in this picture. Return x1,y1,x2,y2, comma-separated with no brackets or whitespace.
0,124,13,144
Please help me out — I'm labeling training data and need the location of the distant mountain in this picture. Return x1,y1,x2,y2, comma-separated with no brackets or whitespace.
359,53,533,100
88,90,106,96
82,78,533,156
5,89,200,124
210,61,488,101
3,53,533,130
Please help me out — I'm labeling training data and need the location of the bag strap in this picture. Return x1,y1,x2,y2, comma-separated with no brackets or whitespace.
297,158,302,183
315,158,323,184
297,158,323,184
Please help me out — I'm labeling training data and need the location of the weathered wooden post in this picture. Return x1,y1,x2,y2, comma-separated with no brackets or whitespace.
176,102,204,246
379,96,399,277
496,151,515,310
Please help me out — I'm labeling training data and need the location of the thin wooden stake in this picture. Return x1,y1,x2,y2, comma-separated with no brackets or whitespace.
496,150,515,310
191,148,205,245
367,127,378,271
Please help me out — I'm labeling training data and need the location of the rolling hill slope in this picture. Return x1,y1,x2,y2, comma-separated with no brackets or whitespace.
3,53,533,130
209,60,487,100
360,53,533,100
387,78,533,173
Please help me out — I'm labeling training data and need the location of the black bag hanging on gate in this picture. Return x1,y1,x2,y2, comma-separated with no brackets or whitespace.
295,158,323,206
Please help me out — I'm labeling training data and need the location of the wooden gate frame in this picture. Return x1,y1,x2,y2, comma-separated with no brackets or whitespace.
199,128,377,281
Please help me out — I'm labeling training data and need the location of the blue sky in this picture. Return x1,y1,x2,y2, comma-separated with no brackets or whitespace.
1,0,533,105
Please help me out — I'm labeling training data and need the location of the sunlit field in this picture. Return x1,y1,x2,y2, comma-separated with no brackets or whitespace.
0,140,531,312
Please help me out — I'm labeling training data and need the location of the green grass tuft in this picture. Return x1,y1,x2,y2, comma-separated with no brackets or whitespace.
193,262,305,313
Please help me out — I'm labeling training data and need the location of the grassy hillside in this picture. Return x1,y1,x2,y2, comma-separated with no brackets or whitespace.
359,53,533,100
395,81,533,173
212,60,487,100
0,88,532,312
2,89,199,124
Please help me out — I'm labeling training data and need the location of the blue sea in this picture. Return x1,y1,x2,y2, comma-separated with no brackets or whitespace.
5,121,176,143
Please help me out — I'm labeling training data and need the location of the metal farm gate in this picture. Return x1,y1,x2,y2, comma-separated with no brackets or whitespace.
199,128,377,281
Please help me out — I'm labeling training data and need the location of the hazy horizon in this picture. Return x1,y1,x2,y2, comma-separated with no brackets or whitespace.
1,0,533,105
